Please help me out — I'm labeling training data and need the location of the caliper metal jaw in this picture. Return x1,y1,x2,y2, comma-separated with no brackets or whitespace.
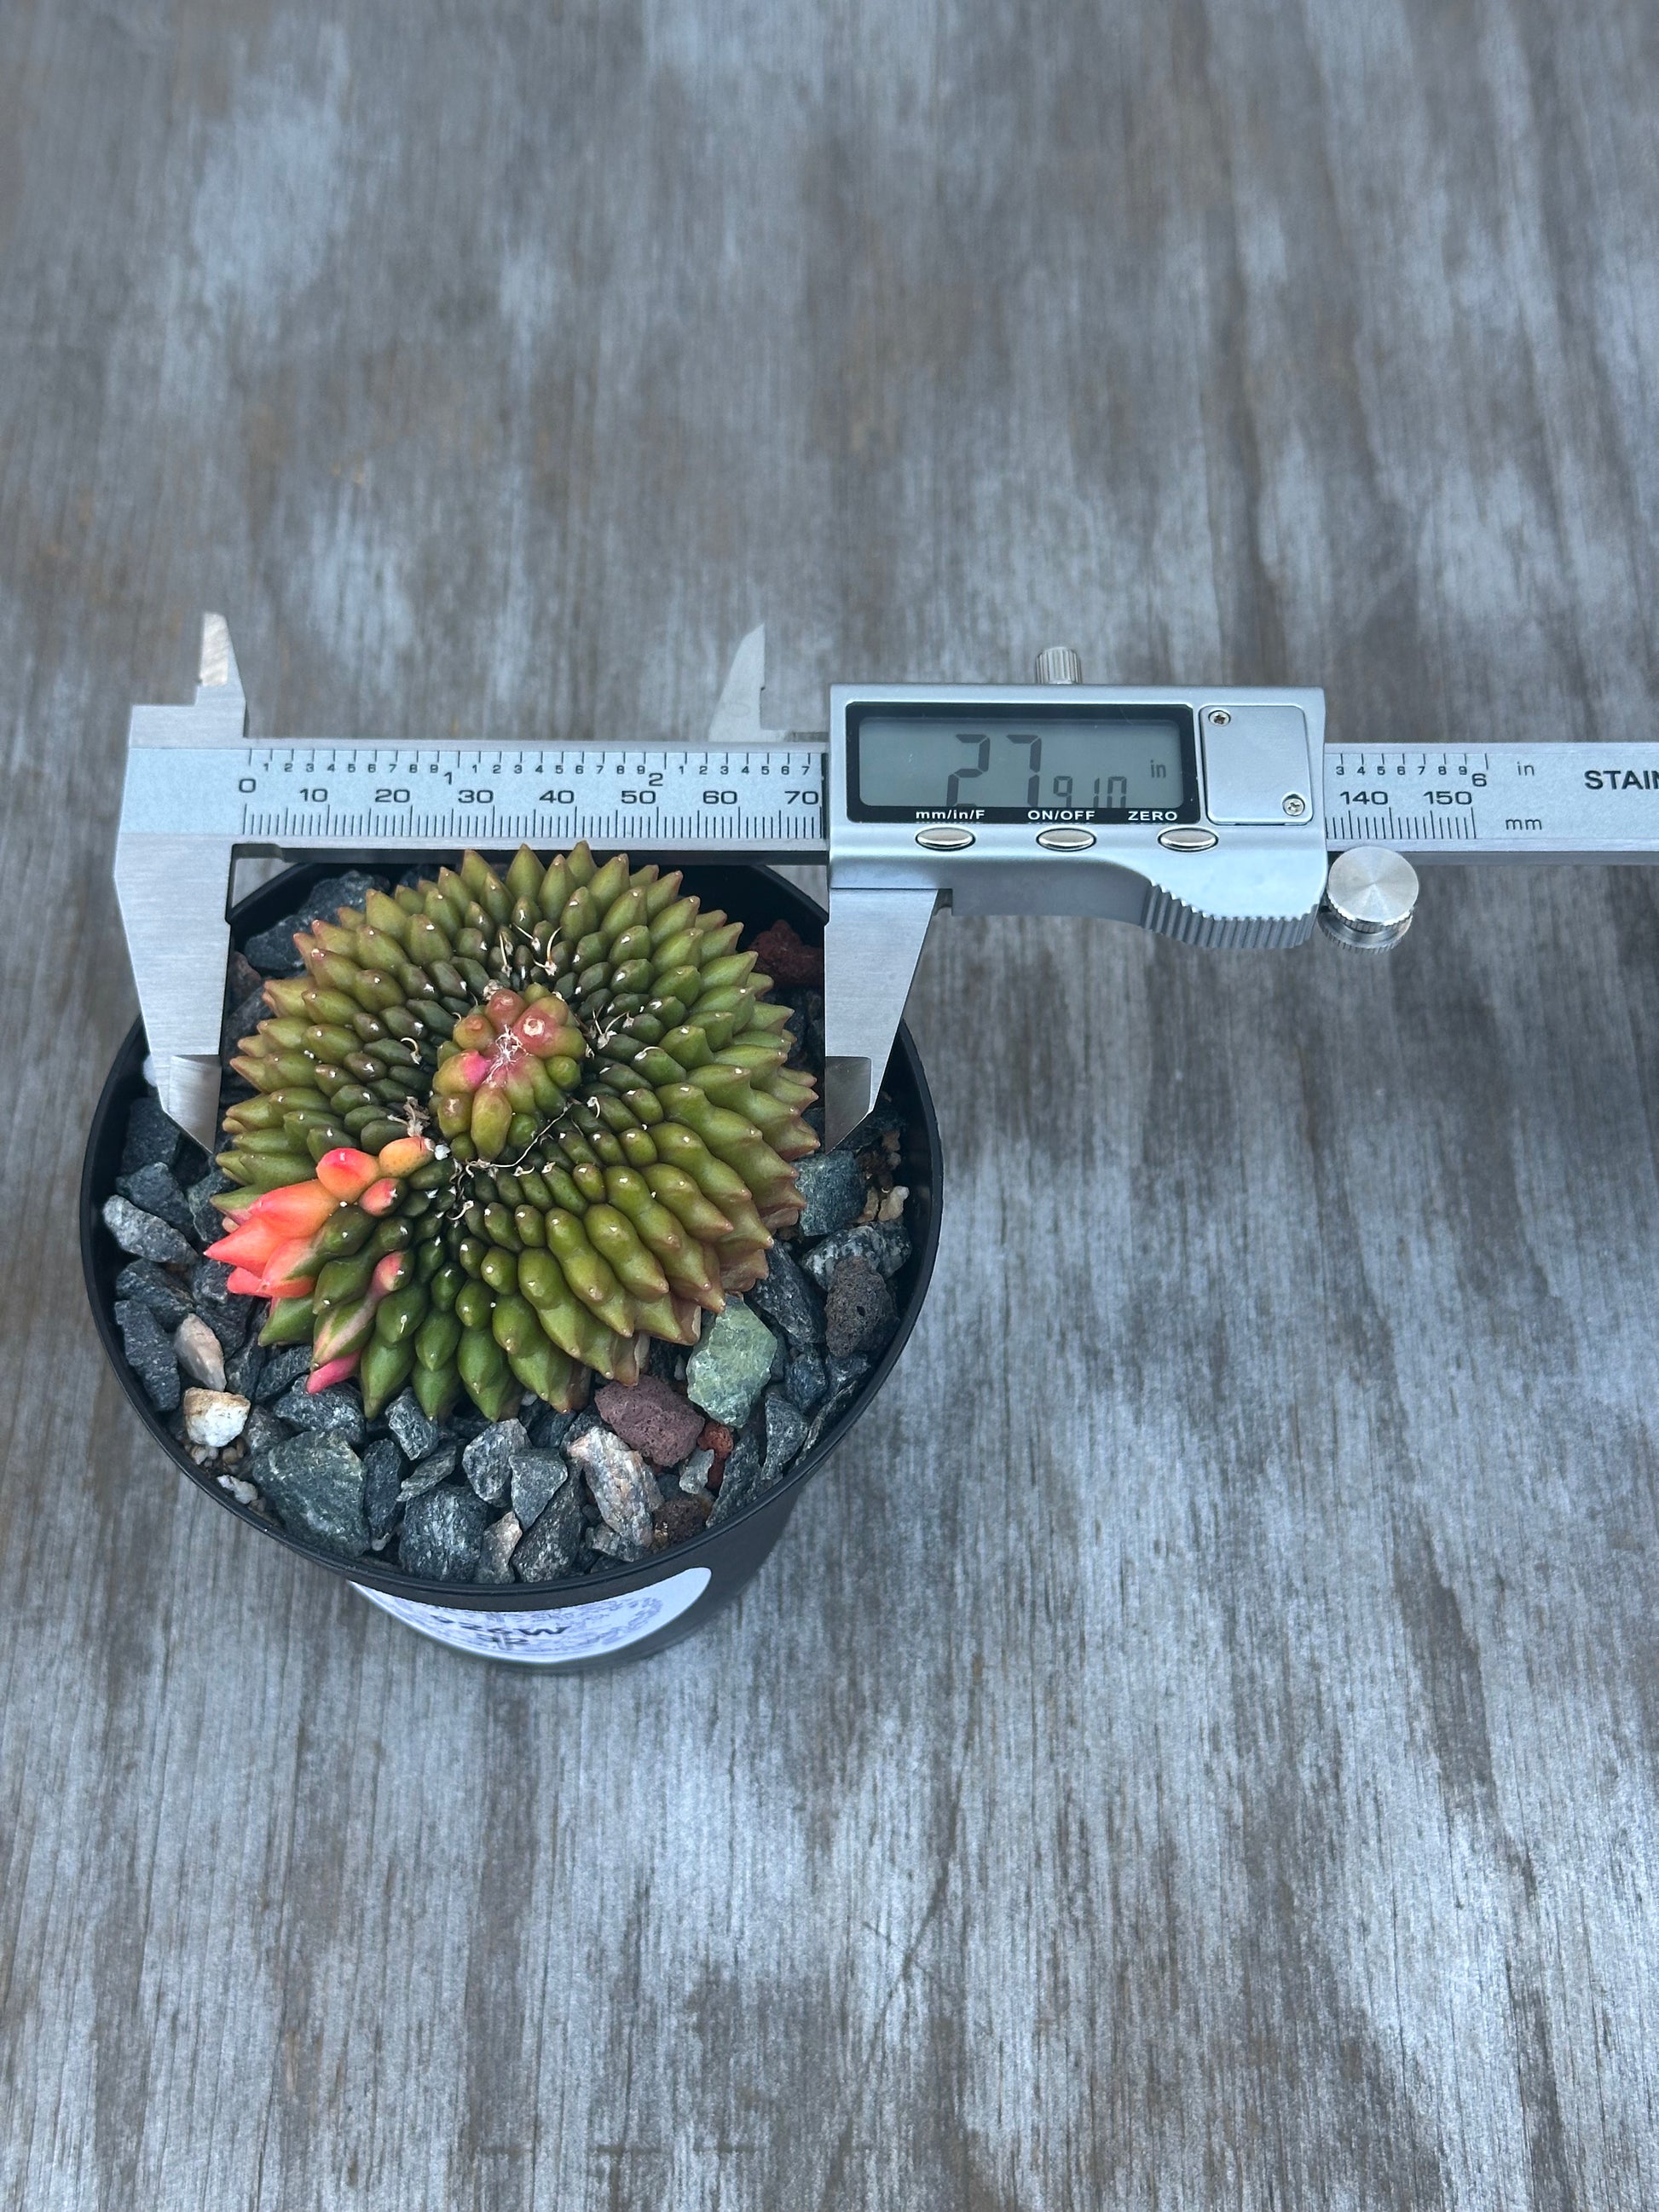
113,615,245,1146
822,889,944,1145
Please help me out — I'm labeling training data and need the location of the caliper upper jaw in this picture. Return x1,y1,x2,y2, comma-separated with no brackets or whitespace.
113,828,237,1146
705,624,770,748
194,611,245,710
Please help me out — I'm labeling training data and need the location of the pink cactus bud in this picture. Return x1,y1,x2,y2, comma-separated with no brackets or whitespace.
486,988,526,1029
245,1180,341,1237
315,1147,382,1199
433,1049,493,1096
359,1177,403,1217
207,1218,284,1268
306,1353,361,1392
517,1004,569,1057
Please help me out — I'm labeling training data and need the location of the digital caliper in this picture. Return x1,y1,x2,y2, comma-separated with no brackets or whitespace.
115,617,1659,1152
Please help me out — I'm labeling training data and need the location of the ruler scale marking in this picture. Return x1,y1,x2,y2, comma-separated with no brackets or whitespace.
128,742,830,855
1320,742,1659,858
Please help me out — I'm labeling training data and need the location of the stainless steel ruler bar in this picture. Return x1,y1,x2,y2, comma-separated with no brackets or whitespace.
1321,742,1659,859
114,616,1659,1155
119,740,829,857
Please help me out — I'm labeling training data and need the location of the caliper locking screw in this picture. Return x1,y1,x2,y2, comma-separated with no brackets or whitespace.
1319,847,1419,950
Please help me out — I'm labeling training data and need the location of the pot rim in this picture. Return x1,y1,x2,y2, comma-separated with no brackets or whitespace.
82,857,942,1609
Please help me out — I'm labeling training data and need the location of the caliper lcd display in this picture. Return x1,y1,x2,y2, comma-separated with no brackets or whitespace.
847,701,1199,824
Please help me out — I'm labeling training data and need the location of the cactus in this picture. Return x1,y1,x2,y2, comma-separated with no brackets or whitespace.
208,845,818,1422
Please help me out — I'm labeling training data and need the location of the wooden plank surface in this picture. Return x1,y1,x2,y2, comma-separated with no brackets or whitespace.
4,0,1659,2203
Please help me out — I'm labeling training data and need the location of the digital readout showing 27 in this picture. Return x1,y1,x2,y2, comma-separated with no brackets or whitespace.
846,702,1200,823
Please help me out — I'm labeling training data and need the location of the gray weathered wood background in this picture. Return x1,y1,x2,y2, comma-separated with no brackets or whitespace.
5,0,1659,2203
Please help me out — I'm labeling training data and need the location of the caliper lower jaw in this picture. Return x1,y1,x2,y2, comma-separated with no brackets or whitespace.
1140,886,1319,950
822,887,942,1148
819,872,1323,1144
114,615,247,1148
113,829,239,1146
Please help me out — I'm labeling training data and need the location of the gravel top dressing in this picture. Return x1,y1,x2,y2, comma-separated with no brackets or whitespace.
100,855,912,1587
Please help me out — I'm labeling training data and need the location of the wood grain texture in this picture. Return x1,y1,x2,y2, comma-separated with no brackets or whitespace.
3,0,1659,2203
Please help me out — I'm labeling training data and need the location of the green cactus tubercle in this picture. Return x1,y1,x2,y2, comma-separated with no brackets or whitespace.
208,844,818,1423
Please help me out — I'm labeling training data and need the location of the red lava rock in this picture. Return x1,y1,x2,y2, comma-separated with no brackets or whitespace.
698,1418,735,1491
592,1374,705,1468
749,919,824,986
652,1493,712,1549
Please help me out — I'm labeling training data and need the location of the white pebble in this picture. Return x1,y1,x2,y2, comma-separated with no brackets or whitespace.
877,1184,909,1223
173,1314,226,1390
184,1389,251,1447
676,1447,714,1498
217,1470,261,1506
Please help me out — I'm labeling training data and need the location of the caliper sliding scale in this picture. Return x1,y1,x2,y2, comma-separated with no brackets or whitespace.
115,617,1659,1153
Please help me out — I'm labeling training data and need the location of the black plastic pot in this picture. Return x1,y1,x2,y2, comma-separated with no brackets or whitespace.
83,859,940,1670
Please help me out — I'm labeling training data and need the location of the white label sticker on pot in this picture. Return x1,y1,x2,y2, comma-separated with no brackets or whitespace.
352,1566,712,1666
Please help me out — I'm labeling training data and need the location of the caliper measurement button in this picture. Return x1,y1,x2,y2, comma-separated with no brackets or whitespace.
915,827,976,851
1158,827,1219,852
1035,828,1096,851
